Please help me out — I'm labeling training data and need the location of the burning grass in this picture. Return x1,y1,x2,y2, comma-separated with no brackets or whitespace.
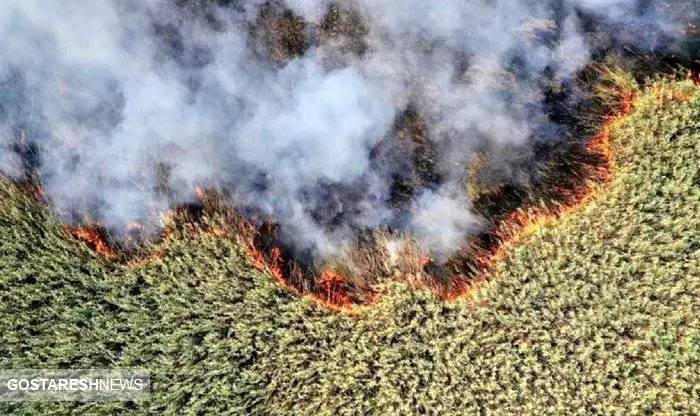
232,66,643,309
16,0,700,311
50,49,700,313
59,64,678,312
435,88,637,299
64,224,119,259
1,76,698,415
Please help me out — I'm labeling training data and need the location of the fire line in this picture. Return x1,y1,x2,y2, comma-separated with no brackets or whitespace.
63,89,642,314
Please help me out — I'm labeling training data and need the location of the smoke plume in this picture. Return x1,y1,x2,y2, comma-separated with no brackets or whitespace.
0,0,694,262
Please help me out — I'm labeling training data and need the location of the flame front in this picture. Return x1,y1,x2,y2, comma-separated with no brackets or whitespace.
439,91,638,301
65,225,119,259
61,89,641,313
246,244,355,312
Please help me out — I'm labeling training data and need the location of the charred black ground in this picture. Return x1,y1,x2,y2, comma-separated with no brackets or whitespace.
5,0,699,305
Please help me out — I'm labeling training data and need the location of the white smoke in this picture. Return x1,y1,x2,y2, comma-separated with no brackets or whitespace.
0,0,691,260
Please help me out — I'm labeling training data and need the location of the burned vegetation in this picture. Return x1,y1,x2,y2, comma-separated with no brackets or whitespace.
4,0,698,310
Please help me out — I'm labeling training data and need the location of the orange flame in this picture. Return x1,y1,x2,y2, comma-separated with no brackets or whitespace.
65,225,119,259
318,270,352,307
247,245,268,271
441,91,637,301
60,88,644,313
246,244,356,313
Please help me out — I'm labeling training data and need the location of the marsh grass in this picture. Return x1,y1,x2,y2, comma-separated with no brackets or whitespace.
1,76,698,415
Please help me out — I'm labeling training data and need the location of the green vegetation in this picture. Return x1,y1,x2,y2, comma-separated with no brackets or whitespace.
0,77,698,415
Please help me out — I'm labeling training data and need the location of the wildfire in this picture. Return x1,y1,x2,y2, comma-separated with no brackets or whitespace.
67,216,176,265
246,244,356,312
318,270,352,307
65,224,119,259
63,85,635,311
60,88,643,313
439,91,638,301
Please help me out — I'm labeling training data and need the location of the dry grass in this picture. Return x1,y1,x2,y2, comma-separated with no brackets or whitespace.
0,69,698,416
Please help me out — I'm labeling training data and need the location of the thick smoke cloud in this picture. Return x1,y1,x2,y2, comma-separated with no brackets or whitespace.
0,0,691,261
